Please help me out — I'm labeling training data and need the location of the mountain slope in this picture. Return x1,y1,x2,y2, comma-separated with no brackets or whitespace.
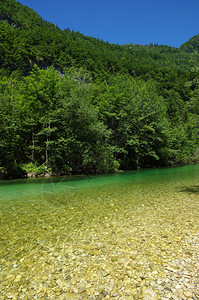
0,0,198,80
180,34,199,53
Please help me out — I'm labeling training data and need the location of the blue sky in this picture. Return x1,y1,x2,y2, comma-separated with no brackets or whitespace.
18,0,198,47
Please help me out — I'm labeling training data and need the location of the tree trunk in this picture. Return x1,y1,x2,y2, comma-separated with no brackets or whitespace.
31,125,35,165
45,122,50,169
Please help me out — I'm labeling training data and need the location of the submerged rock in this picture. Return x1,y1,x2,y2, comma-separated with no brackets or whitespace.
142,288,158,299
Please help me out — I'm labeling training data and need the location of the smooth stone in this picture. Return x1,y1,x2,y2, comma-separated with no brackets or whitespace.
14,275,22,282
7,295,19,299
100,270,109,277
64,292,78,298
77,283,86,293
142,288,158,300
73,287,79,294
111,256,118,262
7,275,15,281
183,290,193,298
89,249,100,256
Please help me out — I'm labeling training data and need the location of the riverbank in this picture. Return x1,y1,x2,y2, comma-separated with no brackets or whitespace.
0,159,198,181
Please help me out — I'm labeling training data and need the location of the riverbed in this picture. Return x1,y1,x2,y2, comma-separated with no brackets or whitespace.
0,165,199,299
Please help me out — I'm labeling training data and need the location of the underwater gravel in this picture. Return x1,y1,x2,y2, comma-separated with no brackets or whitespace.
1,206,199,300
0,170,199,299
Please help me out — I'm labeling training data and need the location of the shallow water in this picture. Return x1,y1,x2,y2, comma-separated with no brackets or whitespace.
0,165,199,299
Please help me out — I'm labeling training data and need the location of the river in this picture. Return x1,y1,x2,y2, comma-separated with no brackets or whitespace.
0,165,199,299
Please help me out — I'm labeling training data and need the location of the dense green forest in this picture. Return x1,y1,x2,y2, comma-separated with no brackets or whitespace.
0,0,199,178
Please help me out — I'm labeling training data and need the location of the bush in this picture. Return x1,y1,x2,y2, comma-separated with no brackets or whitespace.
22,163,52,177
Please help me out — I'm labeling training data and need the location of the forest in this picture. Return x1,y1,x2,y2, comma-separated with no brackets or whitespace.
0,0,199,178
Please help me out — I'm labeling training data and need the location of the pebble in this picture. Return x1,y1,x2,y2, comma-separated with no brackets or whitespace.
142,288,158,299
183,290,193,298
77,283,86,293
14,275,22,282
1,196,199,300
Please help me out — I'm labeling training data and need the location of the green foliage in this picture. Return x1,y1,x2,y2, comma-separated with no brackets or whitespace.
0,64,199,177
0,0,199,178
0,0,198,82
21,163,51,177
180,34,199,53
92,75,170,169
53,71,116,174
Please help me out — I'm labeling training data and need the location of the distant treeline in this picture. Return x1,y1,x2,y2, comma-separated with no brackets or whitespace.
1,66,199,178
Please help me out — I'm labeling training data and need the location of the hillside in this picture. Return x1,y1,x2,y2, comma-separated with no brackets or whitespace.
180,34,199,53
0,0,198,77
0,0,199,178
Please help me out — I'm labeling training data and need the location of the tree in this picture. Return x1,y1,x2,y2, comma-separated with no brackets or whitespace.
55,69,117,174
93,75,170,168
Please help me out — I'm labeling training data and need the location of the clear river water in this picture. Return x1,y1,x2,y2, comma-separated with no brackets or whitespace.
0,165,199,299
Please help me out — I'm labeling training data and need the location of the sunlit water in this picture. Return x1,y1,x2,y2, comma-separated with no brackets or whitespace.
0,165,199,299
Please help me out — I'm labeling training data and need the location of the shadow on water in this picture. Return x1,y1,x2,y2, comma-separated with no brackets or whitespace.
179,185,199,194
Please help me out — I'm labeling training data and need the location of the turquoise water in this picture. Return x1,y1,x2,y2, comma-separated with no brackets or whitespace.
0,165,199,298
